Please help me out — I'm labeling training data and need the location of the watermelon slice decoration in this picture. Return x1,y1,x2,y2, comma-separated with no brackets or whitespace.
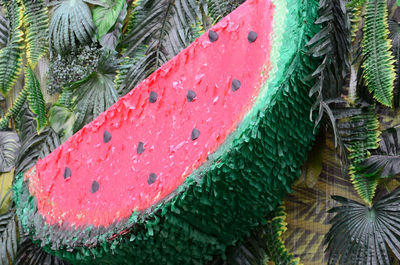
13,0,321,264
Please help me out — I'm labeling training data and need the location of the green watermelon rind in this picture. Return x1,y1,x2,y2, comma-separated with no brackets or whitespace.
13,0,321,264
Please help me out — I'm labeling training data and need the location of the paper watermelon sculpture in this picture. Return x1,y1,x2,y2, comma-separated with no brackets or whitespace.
13,0,321,264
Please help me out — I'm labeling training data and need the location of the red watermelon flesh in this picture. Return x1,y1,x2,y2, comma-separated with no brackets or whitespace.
25,0,274,227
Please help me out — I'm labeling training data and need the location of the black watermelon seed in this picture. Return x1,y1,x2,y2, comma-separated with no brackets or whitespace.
149,91,158,103
191,128,200,140
91,181,99,193
208,30,218,42
148,173,157,185
137,142,145,154
187,90,196,102
64,167,71,179
248,31,258,43
103,130,112,143
231,79,241,91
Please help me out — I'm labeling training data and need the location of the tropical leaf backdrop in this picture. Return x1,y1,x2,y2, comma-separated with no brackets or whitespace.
0,0,400,264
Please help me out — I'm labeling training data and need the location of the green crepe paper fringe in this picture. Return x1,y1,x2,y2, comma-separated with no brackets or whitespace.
13,0,321,264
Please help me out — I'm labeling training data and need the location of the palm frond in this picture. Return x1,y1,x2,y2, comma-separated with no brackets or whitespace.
362,0,395,107
0,0,24,97
21,0,49,67
70,50,119,131
120,0,203,93
26,67,47,133
307,0,351,131
0,211,19,265
325,189,400,265
49,0,96,54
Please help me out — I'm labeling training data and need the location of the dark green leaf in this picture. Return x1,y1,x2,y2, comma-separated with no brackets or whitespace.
26,67,47,133
49,104,75,143
92,0,125,39
325,189,400,265
0,131,20,173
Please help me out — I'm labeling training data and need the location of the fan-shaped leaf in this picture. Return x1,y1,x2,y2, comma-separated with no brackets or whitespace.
26,67,47,133
325,189,400,265
0,131,20,173
92,0,125,40
70,50,119,131
49,0,96,54
21,0,49,67
362,0,395,107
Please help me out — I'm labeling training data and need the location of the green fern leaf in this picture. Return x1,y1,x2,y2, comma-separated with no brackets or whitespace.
0,10,9,48
0,87,28,130
26,67,47,133
362,0,395,107
0,1,24,97
21,0,49,67
264,206,302,265
336,102,380,205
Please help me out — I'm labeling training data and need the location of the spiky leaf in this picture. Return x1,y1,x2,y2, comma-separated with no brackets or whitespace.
362,0,395,107
325,189,400,265
49,0,96,54
26,67,47,133
21,0,49,67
